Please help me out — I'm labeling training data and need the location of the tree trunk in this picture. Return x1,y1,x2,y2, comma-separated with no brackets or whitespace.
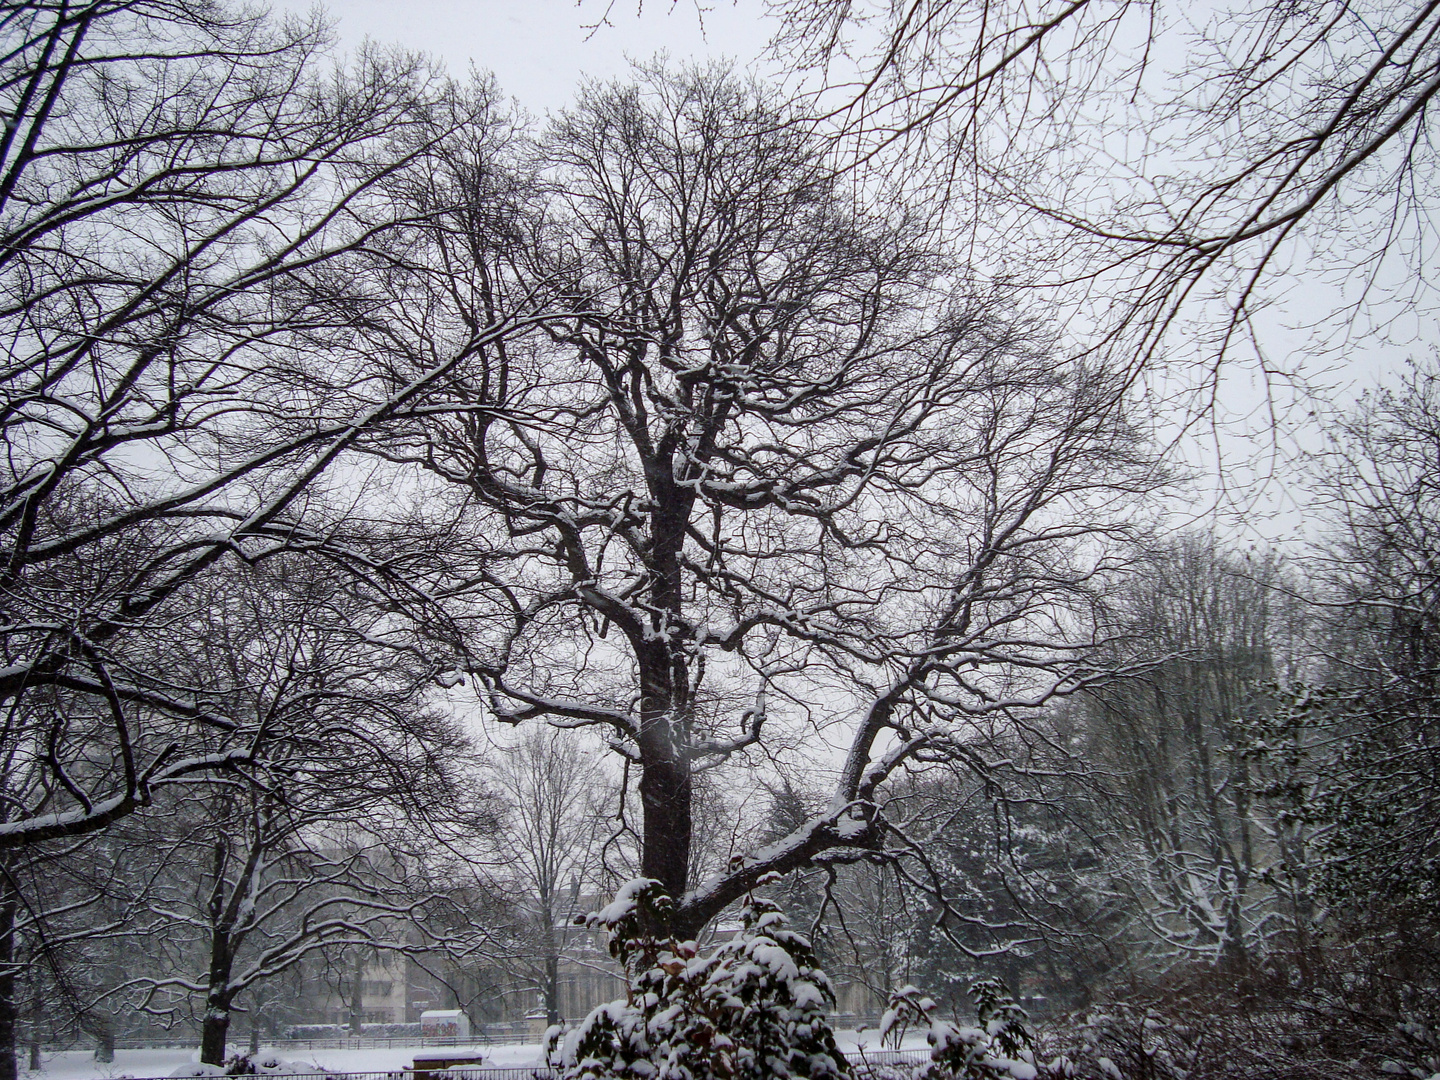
25,979,40,1073
537,902,561,1026
544,953,559,1026
348,954,365,1036
635,486,696,924
638,754,693,921
200,929,236,1065
636,649,693,919
200,1002,230,1067
93,1018,114,1064
0,894,16,1080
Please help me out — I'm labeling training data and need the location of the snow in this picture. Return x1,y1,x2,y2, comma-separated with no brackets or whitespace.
557,884,917,1080
588,876,660,926
747,942,800,983
24,1043,547,1080
24,1031,925,1080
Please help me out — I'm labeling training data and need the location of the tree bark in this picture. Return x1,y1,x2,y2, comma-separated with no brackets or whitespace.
199,929,236,1065
543,953,559,1026
200,1000,231,1067
637,752,692,907
0,894,16,1080
25,980,39,1072
348,953,365,1036
92,1018,114,1064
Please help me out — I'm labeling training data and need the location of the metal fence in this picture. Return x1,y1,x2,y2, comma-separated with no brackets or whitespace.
256,1036,541,1053
85,1025,906,1055
93,1035,544,1054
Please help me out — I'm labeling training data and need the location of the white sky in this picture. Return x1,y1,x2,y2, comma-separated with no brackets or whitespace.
273,0,779,114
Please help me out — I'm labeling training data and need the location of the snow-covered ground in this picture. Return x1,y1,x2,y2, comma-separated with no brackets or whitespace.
27,1030,926,1080
27,1043,542,1080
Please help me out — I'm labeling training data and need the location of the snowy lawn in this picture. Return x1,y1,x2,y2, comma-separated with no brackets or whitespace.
26,1044,545,1080
27,1030,924,1080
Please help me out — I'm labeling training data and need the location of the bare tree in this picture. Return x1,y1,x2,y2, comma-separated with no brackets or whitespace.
0,826,147,1071
131,795,452,1065
0,0,537,855
388,63,1162,937
0,552,489,1069
108,559,482,1065
772,0,1440,378
486,729,610,1025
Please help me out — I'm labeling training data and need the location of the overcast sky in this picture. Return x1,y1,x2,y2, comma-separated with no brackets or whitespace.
272,0,779,114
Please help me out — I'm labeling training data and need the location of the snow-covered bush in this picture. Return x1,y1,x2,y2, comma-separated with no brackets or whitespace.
217,1052,321,1076
549,878,849,1080
1028,1006,1201,1080
1023,973,1428,1079
282,1022,422,1040
880,980,1036,1080
362,1023,424,1039
283,1026,346,1040
1381,1019,1440,1080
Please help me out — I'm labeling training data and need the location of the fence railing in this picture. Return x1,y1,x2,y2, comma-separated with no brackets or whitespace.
82,1033,545,1054
77,1022,902,1055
